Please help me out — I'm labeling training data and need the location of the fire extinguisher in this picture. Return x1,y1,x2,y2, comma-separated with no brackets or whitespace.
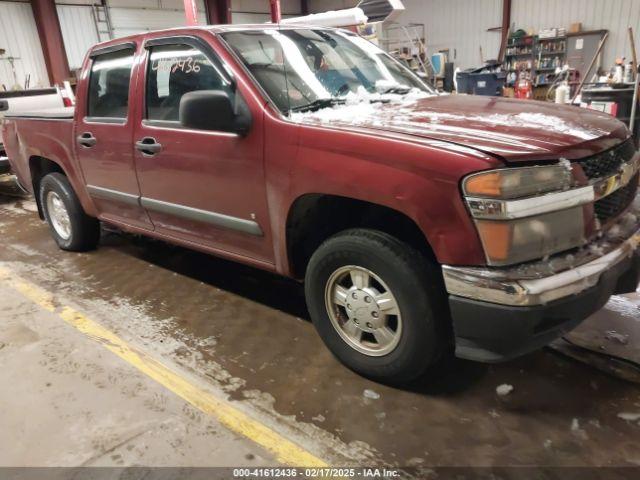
514,70,533,100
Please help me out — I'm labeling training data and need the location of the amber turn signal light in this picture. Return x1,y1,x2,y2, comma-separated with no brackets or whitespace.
464,172,502,197
475,220,512,262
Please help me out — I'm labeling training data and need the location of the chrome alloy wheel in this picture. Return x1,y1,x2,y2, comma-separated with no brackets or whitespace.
46,191,71,240
325,265,402,356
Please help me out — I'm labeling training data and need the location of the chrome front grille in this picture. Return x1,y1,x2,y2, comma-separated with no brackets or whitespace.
594,173,639,223
579,139,636,180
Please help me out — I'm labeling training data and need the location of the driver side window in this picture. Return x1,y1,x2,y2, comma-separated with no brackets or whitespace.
145,43,233,123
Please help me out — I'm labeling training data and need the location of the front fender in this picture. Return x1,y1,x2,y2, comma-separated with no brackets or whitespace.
279,123,500,271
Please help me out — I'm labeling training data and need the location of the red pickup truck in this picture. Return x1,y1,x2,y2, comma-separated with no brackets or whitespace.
3,25,640,383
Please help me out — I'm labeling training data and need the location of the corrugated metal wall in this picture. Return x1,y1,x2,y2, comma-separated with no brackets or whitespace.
55,0,300,41
57,5,99,70
392,0,640,70
0,1,49,89
307,0,357,11
390,0,503,70
106,0,207,38
511,0,640,69
1,0,303,89
5,0,640,88
231,0,301,23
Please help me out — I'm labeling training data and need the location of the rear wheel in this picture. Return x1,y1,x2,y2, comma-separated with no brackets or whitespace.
39,173,100,251
305,229,450,384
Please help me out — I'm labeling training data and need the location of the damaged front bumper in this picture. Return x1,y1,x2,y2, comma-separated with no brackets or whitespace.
443,198,640,363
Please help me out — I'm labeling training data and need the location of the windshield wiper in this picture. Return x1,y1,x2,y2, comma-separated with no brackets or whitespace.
379,86,413,95
290,98,346,113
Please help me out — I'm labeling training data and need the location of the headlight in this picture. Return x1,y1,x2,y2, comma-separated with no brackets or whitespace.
463,165,589,266
463,165,572,199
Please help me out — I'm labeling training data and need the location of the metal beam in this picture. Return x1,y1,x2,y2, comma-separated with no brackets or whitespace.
270,0,281,23
183,0,199,25
31,0,71,85
204,0,232,24
498,0,512,62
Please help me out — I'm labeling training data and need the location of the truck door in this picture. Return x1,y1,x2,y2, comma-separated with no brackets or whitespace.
75,43,152,230
132,35,273,265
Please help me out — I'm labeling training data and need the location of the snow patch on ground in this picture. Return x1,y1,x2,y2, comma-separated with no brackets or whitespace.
617,412,640,422
571,418,589,440
496,384,514,396
363,389,380,400
605,330,630,345
605,296,640,320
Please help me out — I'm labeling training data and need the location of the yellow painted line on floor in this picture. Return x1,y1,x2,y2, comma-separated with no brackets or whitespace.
0,266,328,467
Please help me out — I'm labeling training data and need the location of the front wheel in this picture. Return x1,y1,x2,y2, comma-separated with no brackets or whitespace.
39,173,100,251
305,229,450,384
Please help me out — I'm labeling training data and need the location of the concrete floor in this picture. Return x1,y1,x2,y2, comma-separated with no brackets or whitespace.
0,284,276,467
1,178,640,471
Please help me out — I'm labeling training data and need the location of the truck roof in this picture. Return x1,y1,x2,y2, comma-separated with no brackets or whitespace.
88,24,343,52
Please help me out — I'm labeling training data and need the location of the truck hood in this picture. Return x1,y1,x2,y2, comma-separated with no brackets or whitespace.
293,94,630,162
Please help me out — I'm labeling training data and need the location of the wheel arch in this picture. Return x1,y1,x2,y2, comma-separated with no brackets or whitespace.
28,156,96,220
29,156,66,219
285,193,437,279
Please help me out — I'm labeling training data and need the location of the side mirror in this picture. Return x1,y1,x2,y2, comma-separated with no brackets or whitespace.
179,90,251,135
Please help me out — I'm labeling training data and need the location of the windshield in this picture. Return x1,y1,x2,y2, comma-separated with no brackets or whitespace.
221,28,434,113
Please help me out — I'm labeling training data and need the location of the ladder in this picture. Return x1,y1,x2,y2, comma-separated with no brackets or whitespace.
400,25,436,83
92,1,114,42
383,23,436,84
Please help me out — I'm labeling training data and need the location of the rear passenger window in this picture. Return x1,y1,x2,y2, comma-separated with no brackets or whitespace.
87,48,134,119
146,44,233,122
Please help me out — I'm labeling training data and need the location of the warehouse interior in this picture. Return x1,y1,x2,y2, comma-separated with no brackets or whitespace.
3,1,640,88
1,0,640,477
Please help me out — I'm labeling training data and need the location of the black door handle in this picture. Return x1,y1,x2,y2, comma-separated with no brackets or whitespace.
135,137,162,156
77,132,97,148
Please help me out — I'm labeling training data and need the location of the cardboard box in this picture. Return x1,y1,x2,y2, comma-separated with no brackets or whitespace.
569,22,582,33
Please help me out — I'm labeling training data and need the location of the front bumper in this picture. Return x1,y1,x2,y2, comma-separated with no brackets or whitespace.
443,217,640,362
449,251,640,362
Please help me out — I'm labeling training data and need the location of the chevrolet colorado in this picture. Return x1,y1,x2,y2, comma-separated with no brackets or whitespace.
2,25,639,383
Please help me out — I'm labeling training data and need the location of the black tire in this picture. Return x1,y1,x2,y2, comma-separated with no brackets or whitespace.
39,173,100,251
305,229,450,384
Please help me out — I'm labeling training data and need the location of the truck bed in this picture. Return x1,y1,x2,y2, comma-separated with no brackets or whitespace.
2,112,76,193
4,106,74,120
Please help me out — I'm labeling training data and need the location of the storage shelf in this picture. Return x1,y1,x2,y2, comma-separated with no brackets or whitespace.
505,33,568,88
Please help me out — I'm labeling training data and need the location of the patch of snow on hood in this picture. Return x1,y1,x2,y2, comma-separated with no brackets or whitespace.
402,110,607,141
290,86,432,126
289,89,624,160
